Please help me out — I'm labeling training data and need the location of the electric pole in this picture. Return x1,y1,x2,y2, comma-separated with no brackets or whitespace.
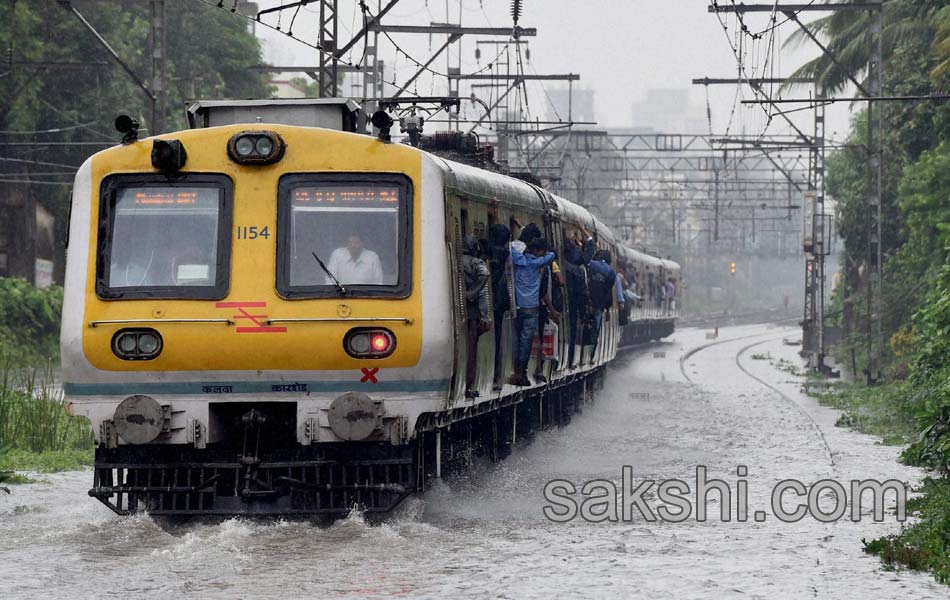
149,0,167,133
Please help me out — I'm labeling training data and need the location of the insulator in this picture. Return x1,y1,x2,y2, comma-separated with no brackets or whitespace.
510,0,522,25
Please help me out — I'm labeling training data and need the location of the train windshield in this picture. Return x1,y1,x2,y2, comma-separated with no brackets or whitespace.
96,175,232,299
277,174,412,298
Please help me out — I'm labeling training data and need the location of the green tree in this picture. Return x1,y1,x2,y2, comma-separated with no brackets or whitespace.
0,1,271,276
787,0,947,93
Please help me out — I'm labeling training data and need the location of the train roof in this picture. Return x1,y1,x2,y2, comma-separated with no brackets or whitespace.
429,155,546,212
425,151,676,272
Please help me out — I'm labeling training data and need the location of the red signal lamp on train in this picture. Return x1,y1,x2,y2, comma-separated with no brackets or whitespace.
344,328,396,359
371,333,391,353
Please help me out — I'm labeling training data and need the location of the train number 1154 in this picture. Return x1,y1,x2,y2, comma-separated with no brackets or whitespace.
236,226,270,240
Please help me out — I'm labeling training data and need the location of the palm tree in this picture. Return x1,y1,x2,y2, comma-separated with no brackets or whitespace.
785,0,946,93
930,6,950,76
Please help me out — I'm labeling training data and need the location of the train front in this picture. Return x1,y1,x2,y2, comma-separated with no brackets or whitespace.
61,123,451,516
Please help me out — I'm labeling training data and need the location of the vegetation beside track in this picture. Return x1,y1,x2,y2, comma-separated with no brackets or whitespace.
0,278,93,479
804,263,950,583
0,369,94,477
789,2,950,583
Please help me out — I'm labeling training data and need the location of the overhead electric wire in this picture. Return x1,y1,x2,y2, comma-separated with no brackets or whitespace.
359,1,514,81
37,99,115,141
200,0,419,99
0,156,80,169
0,121,104,135
711,1,813,148
0,178,73,186
201,0,517,101
750,0,818,38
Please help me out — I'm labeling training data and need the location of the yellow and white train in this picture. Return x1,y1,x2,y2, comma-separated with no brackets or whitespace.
61,100,678,516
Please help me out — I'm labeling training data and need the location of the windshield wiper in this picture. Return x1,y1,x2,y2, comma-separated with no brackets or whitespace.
312,251,347,296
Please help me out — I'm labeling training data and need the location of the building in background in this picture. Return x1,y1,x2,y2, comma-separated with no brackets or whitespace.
0,181,56,288
270,78,312,99
545,87,595,123
631,89,706,132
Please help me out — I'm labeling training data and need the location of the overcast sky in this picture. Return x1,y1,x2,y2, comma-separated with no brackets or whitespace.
254,0,854,140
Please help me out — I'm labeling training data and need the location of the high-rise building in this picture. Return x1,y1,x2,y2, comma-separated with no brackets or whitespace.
631,89,706,132
545,87,595,123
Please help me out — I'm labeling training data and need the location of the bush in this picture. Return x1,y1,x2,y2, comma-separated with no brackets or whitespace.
902,262,950,472
865,477,950,584
0,277,63,366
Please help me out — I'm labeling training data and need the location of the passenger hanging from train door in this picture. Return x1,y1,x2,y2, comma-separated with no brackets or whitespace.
534,250,565,383
509,236,556,386
487,223,512,392
511,221,541,254
623,268,642,310
563,225,596,368
587,249,617,359
616,267,630,326
462,235,491,399
666,277,677,316
509,221,556,381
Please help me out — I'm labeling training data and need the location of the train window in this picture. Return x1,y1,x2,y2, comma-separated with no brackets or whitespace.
276,173,412,299
95,174,232,300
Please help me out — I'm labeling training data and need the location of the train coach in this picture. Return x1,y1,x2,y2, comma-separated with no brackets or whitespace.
61,99,676,517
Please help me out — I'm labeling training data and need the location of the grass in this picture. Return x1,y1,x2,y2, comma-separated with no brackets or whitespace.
0,448,93,473
771,357,806,376
864,477,950,584
0,363,94,454
809,382,920,446
0,361,94,478
4,473,40,485
750,352,771,360
803,379,950,583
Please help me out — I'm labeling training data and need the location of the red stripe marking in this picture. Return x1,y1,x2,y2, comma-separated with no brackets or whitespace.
236,307,264,327
216,301,267,308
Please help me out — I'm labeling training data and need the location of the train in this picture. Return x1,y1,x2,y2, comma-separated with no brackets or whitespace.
60,99,679,517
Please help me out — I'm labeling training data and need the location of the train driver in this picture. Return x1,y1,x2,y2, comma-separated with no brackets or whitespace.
326,233,384,285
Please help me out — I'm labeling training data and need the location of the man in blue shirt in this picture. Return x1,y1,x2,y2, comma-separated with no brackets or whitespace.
509,237,556,386
587,250,617,358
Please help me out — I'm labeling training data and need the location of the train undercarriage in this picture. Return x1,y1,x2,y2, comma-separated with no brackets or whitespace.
620,317,676,346
89,368,605,517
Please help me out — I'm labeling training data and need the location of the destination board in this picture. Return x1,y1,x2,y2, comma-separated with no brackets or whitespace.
292,185,400,206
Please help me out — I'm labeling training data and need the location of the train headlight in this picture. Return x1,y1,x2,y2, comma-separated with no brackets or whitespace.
255,136,274,156
344,328,396,359
117,334,138,354
137,332,161,355
112,329,163,360
234,136,255,157
227,131,285,165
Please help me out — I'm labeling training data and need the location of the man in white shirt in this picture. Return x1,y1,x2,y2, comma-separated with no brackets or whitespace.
326,234,384,285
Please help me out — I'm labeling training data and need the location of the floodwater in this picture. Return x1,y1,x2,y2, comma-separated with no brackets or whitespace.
2,324,945,599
